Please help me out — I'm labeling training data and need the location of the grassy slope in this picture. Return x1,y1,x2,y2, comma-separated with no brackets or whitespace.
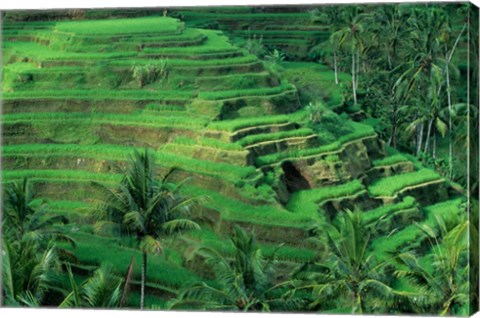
2,12,465,312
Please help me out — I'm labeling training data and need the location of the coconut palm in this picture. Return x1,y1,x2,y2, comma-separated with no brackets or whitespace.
59,264,124,308
2,237,62,307
170,226,302,312
295,210,413,314
92,148,200,309
395,213,471,315
331,6,370,105
2,178,74,248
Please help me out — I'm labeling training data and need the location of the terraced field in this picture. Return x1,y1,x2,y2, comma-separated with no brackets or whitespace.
1,11,467,312
172,8,329,59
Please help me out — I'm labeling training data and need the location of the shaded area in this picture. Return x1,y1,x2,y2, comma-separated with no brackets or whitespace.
281,161,310,193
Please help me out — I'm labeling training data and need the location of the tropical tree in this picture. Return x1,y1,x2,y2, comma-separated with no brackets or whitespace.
309,6,346,84
2,238,62,307
295,210,412,313
92,149,200,309
331,6,370,105
2,178,74,248
370,5,413,71
395,213,471,315
393,7,450,157
439,5,468,179
170,226,302,312
2,178,76,307
59,264,124,308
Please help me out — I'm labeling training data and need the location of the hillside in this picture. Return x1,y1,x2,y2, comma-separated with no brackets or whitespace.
1,8,473,314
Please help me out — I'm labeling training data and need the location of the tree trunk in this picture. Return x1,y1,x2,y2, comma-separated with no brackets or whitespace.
356,50,360,89
445,24,466,178
424,118,433,154
141,252,147,310
416,122,424,156
445,53,453,178
386,44,392,70
333,49,339,85
433,128,437,160
120,256,136,307
352,50,357,105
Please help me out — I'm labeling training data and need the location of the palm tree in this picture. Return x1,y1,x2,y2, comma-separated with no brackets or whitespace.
370,5,413,71
393,7,450,157
310,6,346,85
2,178,74,248
59,264,124,308
2,178,76,307
170,226,302,312
331,6,370,105
296,210,412,314
395,213,471,315
2,238,62,307
92,148,200,309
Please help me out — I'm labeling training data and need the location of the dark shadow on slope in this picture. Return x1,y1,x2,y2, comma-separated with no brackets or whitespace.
281,161,310,193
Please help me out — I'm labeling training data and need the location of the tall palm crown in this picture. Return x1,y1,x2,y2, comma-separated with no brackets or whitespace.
171,226,301,312
297,210,412,313
95,149,199,251
2,178,74,307
93,148,199,309
3,178,71,246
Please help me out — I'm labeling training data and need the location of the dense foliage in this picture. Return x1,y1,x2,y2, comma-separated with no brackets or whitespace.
1,4,477,315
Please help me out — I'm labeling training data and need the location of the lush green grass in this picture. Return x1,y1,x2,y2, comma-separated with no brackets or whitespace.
3,169,121,184
60,231,200,289
54,17,183,35
3,112,208,129
371,198,464,256
238,128,314,147
3,143,256,182
282,62,349,109
257,121,375,166
368,169,442,197
198,82,295,100
373,154,410,167
186,229,316,262
183,186,314,228
287,180,365,218
172,136,244,151
111,54,258,68
362,196,418,224
208,114,291,132
180,11,308,20
142,30,237,54
4,41,138,60
3,89,194,100
156,150,257,182
3,143,134,161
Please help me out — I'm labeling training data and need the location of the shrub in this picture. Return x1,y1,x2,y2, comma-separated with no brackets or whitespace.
264,48,285,65
243,34,265,58
131,60,168,88
305,101,325,126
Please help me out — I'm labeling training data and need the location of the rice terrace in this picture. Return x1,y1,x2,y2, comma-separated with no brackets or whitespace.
1,3,479,315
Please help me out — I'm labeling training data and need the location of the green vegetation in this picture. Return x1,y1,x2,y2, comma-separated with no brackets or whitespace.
238,128,314,147
257,121,375,166
54,17,183,35
287,180,365,217
2,5,472,315
362,196,418,224
208,114,291,131
368,169,442,197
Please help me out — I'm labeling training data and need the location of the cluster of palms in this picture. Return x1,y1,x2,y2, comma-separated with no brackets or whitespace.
310,4,476,185
171,210,471,315
2,149,200,309
1,149,472,314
